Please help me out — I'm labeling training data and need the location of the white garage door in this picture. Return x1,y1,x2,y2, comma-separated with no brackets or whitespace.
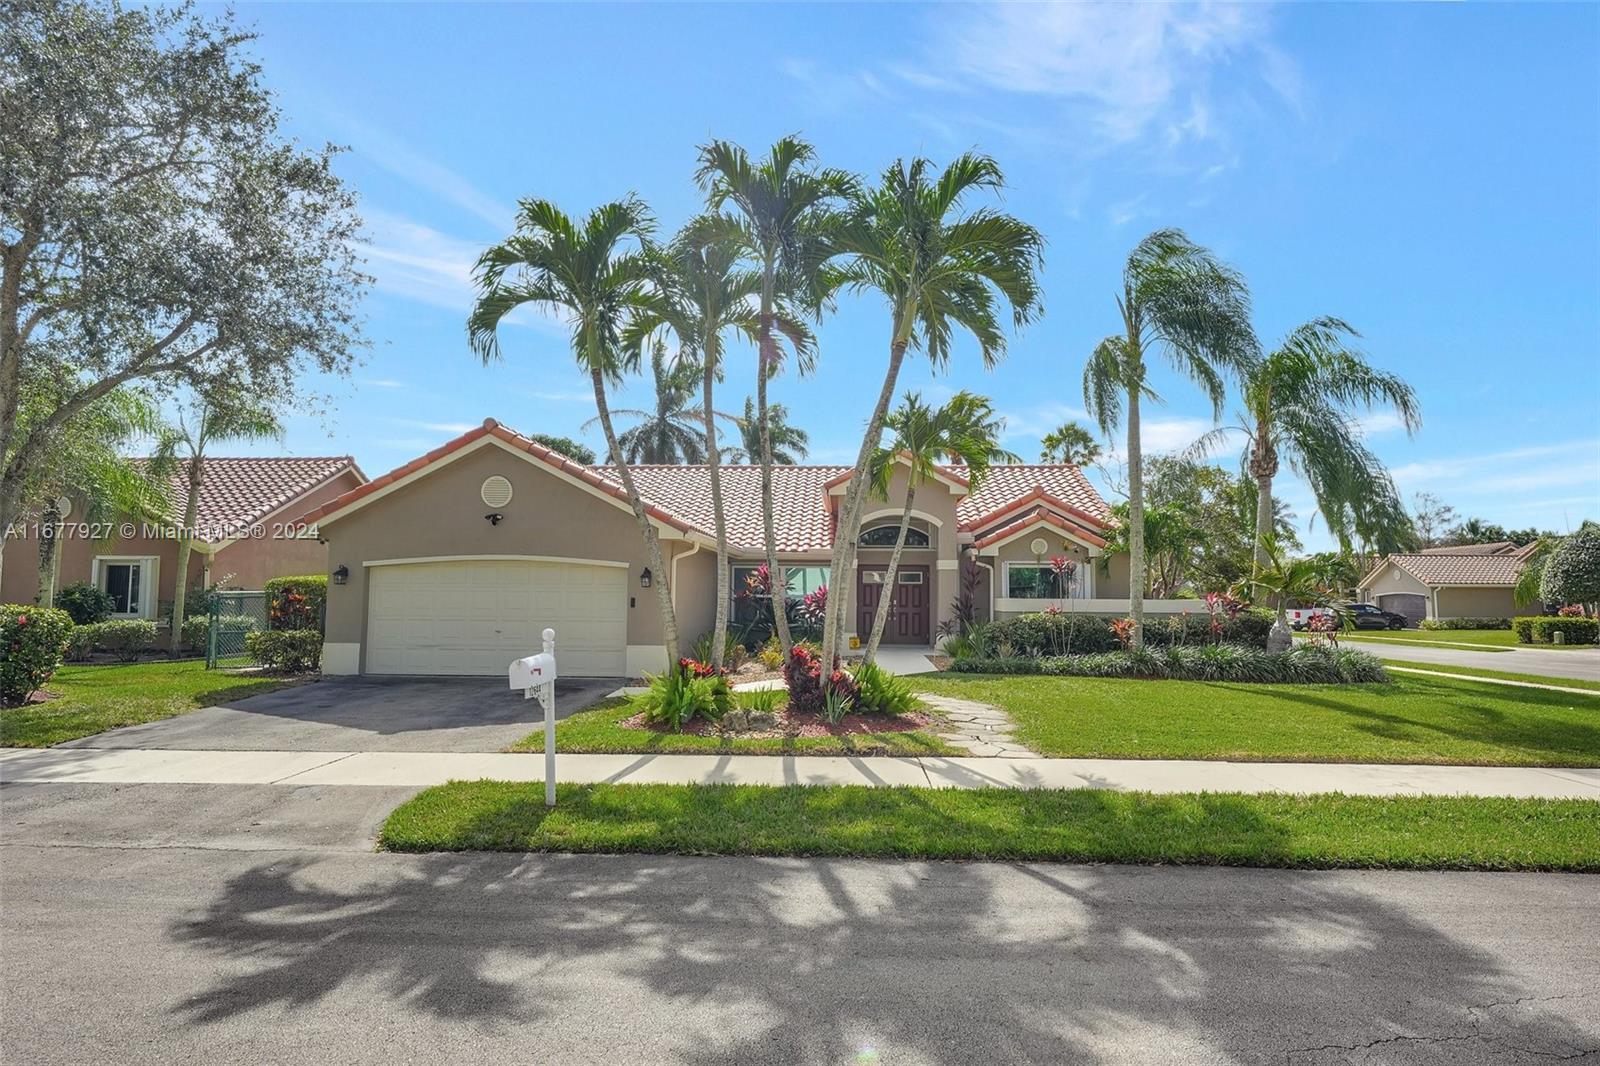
365,560,627,676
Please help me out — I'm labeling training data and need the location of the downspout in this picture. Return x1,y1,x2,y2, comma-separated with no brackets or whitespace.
973,553,996,623
669,539,703,614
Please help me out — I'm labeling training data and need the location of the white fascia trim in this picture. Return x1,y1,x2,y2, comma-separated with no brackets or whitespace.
313,435,706,544
363,554,630,569
976,518,1106,556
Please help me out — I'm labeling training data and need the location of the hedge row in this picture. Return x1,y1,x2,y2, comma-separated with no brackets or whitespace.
1418,617,1512,631
1513,616,1599,645
950,643,1390,685
63,619,158,662
981,608,1275,657
265,575,326,632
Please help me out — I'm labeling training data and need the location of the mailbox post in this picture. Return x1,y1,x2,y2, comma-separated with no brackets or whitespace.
509,628,559,807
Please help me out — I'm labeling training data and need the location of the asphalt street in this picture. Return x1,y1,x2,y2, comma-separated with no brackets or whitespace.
2,781,1596,1065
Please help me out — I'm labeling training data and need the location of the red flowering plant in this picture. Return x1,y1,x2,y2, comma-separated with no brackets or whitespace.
1109,617,1135,650
793,585,828,630
1203,591,1247,644
1305,611,1341,647
783,642,859,716
1558,604,1586,618
0,605,73,706
676,656,726,680
1048,556,1077,598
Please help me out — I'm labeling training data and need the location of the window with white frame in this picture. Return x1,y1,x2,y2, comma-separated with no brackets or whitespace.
95,556,156,617
1004,560,1086,599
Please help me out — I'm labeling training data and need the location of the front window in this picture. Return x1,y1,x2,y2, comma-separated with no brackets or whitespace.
858,524,930,548
102,562,143,615
732,565,829,603
1005,561,1083,599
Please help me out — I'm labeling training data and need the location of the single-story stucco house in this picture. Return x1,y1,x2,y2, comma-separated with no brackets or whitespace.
296,418,1168,678
1,457,366,633
1355,541,1537,625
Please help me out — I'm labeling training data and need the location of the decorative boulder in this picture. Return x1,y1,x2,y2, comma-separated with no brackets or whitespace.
746,711,779,731
720,710,749,733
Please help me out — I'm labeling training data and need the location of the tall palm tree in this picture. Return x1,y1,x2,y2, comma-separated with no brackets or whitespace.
863,391,1015,660
623,220,812,668
726,398,809,464
468,196,684,662
822,154,1044,661
1189,317,1420,566
167,396,282,647
696,136,852,653
1083,229,1256,650
583,341,723,464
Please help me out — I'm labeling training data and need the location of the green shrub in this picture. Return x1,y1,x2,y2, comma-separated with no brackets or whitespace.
244,629,323,673
953,643,1388,684
265,575,327,632
94,619,157,661
1513,616,1599,645
984,608,1275,657
637,663,732,732
734,687,782,713
53,582,114,625
1418,617,1512,631
0,605,74,705
179,613,260,652
850,660,919,716
63,623,101,662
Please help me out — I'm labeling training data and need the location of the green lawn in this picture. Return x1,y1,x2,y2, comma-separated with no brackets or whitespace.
1338,629,1595,651
0,660,301,747
508,697,959,757
379,781,1600,872
912,672,1600,767
1380,662,1600,693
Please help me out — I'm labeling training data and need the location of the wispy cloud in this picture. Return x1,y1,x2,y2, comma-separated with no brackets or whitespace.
1390,440,1600,498
997,401,1095,444
340,116,514,230
360,377,407,389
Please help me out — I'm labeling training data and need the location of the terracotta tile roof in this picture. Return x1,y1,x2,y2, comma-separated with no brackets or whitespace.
972,505,1109,550
137,456,362,542
1383,553,1526,587
302,418,1113,556
1418,541,1516,556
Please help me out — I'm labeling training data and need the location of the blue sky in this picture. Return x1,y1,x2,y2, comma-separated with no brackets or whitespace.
231,2,1598,548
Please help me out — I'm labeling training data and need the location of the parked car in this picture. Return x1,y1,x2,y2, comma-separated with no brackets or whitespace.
1286,605,1335,630
1288,602,1409,631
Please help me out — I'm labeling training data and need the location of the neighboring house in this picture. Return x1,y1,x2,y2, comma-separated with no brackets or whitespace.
0,457,366,633
1355,541,1537,624
298,419,1161,679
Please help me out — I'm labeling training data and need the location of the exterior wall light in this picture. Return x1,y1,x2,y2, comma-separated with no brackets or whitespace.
332,565,349,586
485,512,505,525
640,567,652,588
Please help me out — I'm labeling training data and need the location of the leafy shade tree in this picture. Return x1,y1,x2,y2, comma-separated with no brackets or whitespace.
1540,523,1600,612
1038,421,1102,467
584,342,724,464
1410,492,1458,549
697,137,851,653
529,433,596,464
822,155,1044,661
1083,229,1257,649
167,397,283,648
726,398,809,465
1,3,367,585
624,220,812,669
863,392,1016,660
1191,318,1420,564
468,196,683,661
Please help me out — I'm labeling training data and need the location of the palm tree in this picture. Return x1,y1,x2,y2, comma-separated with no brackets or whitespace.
863,391,1015,660
696,136,852,653
1083,229,1256,650
1189,317,1420,566
167,396,282,647
820,154,1044,662
583,341,723,464
1242,533,1329,652
1038,421,1102,466
726,398,809,464
622,220,812,668
468,196,684,662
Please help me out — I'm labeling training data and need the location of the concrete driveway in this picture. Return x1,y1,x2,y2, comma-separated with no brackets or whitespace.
58,675,622,753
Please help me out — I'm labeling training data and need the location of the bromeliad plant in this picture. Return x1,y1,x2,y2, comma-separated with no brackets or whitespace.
783,643,858,719
638,657,733,733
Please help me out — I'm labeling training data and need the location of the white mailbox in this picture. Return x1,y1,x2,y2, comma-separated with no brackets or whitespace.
508,652,556,692
510,628,560,809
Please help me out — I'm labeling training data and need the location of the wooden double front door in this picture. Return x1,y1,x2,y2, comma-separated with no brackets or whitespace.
856,565,930,645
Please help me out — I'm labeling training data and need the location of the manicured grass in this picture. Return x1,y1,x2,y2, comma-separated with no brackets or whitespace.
0,660,300,747
1340,629,1595,651
507,698,959,757
379,780,1600,872
1379,662,1600,693
912,672,1600,767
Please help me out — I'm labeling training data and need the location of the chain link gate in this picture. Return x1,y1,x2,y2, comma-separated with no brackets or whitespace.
206,591,269,668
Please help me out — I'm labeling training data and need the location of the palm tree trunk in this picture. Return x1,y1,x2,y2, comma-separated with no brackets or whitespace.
1251,420,1275,572
170,459,203,651
757,283,794,654
35,500,61,606
1126,383,1145,651
703,347,730,670
864,482,916,661
590,366,681,665
822,335,910,663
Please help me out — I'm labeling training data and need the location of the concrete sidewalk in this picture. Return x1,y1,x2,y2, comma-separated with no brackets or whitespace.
4,745,1598,799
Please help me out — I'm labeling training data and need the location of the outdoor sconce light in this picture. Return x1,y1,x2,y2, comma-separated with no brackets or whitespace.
485,512,505,526
639,567,652,588
332,565,349,586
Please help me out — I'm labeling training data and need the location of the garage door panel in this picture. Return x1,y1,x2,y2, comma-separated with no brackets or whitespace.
366,560,626,676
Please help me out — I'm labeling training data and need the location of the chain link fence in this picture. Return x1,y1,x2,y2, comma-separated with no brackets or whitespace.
206,591,269,668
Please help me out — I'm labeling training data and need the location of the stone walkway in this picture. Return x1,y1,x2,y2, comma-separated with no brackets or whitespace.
919,694,1039,758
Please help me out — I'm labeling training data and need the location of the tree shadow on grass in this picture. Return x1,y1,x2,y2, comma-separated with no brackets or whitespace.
167,796,1599,1062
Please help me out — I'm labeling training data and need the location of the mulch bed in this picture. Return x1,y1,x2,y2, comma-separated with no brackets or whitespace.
621,705,940,739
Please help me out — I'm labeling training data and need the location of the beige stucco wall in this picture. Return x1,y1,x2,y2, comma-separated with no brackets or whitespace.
1360,565,1432,603
669,543,718,646
318,440,693,665
1436,586,1518,619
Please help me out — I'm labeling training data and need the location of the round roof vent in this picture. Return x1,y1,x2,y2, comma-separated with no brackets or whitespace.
1029,537,1049,556
480,475,513,508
